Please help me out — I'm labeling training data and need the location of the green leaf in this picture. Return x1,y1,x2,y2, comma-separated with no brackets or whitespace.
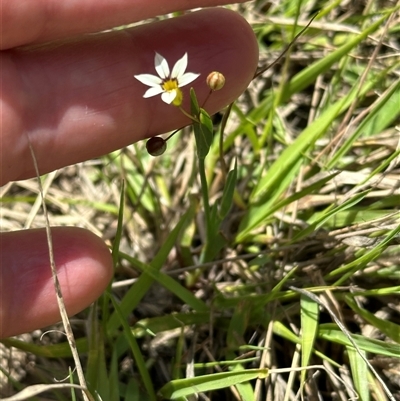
111,181,125,268
158,369,268,399
193,109,213,159
327,223,400,284
123,253,209,313
292,189,371,242
219,160,238,220
190,88,213,159
110,297,157,401
318,325,400,357
204,203,224,256
326,78,400,169
190,87,200,116
132,312,211,338
347,347,370,401
346,296,400,343
300,295,319,386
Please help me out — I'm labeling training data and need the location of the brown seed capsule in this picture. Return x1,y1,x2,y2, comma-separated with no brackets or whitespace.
146,136,167,156
206,71,225,91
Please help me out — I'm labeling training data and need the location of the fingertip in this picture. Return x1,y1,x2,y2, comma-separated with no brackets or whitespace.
0,227,113,338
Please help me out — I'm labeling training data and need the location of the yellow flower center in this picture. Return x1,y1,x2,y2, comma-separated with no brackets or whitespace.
162,79,179,92
162,79,183,106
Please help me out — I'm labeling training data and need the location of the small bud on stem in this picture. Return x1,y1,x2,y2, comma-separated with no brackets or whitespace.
206,71,225,91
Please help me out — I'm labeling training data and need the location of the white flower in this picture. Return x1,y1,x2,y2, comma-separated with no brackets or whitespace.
134,52,200,105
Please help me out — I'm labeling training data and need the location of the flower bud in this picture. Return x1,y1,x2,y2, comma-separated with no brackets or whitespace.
146,136,167,156
206,71,225,91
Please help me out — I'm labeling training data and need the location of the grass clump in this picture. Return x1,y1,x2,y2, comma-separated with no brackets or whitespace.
1,1,400,400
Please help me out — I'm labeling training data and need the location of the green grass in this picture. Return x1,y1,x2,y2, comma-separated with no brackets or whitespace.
1,1,400,400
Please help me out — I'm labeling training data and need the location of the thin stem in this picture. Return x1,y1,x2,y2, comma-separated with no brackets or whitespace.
201,90,213,109
28,138,92,401
179,106,200,123
165,128,181,141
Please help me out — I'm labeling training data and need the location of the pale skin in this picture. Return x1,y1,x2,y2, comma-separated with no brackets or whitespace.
0,0,258,338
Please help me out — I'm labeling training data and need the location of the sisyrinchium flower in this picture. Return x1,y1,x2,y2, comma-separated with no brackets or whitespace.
134,52,200,106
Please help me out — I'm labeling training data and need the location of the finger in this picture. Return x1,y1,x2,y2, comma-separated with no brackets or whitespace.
1,8,258,185
1,0,249,49
0,227,113,338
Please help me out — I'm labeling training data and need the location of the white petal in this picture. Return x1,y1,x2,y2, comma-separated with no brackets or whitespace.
171,53,188,79
134,73,163,87
161,90,177,104
154,53,170,79
178,72,200,87
143,86,165,98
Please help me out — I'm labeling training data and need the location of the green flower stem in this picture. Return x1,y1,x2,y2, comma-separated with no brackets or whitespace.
179,107,200,124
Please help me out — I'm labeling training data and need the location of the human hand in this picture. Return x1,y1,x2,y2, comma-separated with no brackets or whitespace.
0,0,258,338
